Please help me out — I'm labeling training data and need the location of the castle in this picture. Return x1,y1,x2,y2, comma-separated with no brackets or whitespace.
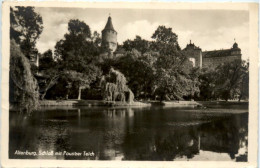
101,16,118,55
100,16,242,68
182,40,242,68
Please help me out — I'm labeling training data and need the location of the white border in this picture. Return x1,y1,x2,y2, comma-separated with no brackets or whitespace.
1,2,258,168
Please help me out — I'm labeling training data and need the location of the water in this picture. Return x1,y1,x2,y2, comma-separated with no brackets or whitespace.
9,103,248,161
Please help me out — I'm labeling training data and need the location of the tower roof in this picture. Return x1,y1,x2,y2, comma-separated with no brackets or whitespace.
103,16,116,32
233,42,238,49
183,40,201,50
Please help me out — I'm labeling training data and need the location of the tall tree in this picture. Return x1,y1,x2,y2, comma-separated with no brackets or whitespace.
65,66,101,100
151,26,195,100
111,50,157,99
10,7,43,60
123,36,150,54
54,19,101,99
198,67,218,100
38,49,61,100
54,19,99,69
151,25,181,50
214,60,247,101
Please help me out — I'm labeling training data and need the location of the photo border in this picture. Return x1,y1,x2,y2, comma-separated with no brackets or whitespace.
1,2,258,167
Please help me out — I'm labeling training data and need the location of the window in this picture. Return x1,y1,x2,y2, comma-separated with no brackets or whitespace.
189,58,196,67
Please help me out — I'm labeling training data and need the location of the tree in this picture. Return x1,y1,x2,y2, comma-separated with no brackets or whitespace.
151,25,181,50
151,26,196,101
65,66,101,100
10,7,43,60
39,49,55,71
54,19,101,99
9,39,39,113
123,36,150,54
111,50,157,99
198,67,218,100
54,19,100,69
100,68,134,103
187,67,201,100
239,62,249,101
214,60,247,101
37,50,60,100
10,7,21,44
92,31,102,47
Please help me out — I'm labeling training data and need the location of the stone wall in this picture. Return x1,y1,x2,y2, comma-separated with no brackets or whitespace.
101,30,117,53
202,55,241,68
183,48,202,68
183,42,242,69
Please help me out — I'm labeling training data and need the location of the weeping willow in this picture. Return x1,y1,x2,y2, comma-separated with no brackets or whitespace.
9,40,39,114
101,68,134,103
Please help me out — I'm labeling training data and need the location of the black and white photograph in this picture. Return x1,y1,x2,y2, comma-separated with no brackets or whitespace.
1,2,258,168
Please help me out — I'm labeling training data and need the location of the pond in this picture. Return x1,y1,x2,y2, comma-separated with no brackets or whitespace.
9,103,248,161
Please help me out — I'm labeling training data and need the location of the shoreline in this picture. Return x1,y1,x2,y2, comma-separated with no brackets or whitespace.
39,100,248,107
39,100,152,107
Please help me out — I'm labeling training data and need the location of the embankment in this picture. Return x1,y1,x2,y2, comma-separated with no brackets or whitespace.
39,100,151,107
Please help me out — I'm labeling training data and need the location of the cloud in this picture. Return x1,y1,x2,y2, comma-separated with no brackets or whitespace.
117,20,169,43
36,22,68,53
34,7,249,60
175,22,249,60
90,21,106,34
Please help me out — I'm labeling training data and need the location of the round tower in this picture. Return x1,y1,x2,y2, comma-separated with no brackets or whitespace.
101,16,117,54
231,42,241,56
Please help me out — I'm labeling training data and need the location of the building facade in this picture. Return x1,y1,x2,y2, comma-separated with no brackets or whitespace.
182,41,203,68
183,41,242,68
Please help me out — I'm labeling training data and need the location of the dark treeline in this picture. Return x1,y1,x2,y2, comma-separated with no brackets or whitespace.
9,7,249,113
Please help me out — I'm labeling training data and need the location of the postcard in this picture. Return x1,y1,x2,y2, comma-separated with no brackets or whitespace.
1,2,258,168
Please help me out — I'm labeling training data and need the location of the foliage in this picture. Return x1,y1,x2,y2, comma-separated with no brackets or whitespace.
54,19,99,66
123,36,150,54
100,49,157,99
198,67,217,100
151,26,199,100
214,60,248,101
9,40,39,113
37,50,60,100
53,19,102,99
65,66,101,100
151,25,181,50
39,49,55,71
10,6,43,60
92,31,102,47
154,67,199,101
114,50,157,99
10,11,248,103
101,68,134,103
198,60,249,101
239,62,249,101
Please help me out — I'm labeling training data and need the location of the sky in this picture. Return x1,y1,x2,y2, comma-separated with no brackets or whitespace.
35,7,249,60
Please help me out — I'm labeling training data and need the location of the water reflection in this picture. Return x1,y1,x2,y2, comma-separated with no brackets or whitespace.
9,105,248,161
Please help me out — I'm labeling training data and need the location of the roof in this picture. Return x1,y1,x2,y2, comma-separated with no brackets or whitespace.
184,43,201,50
202,49,232,58
103,16,116,32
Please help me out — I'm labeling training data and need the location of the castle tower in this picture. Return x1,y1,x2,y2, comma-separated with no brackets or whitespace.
231,42,241,57
101,16,117,55
182,40,202,68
